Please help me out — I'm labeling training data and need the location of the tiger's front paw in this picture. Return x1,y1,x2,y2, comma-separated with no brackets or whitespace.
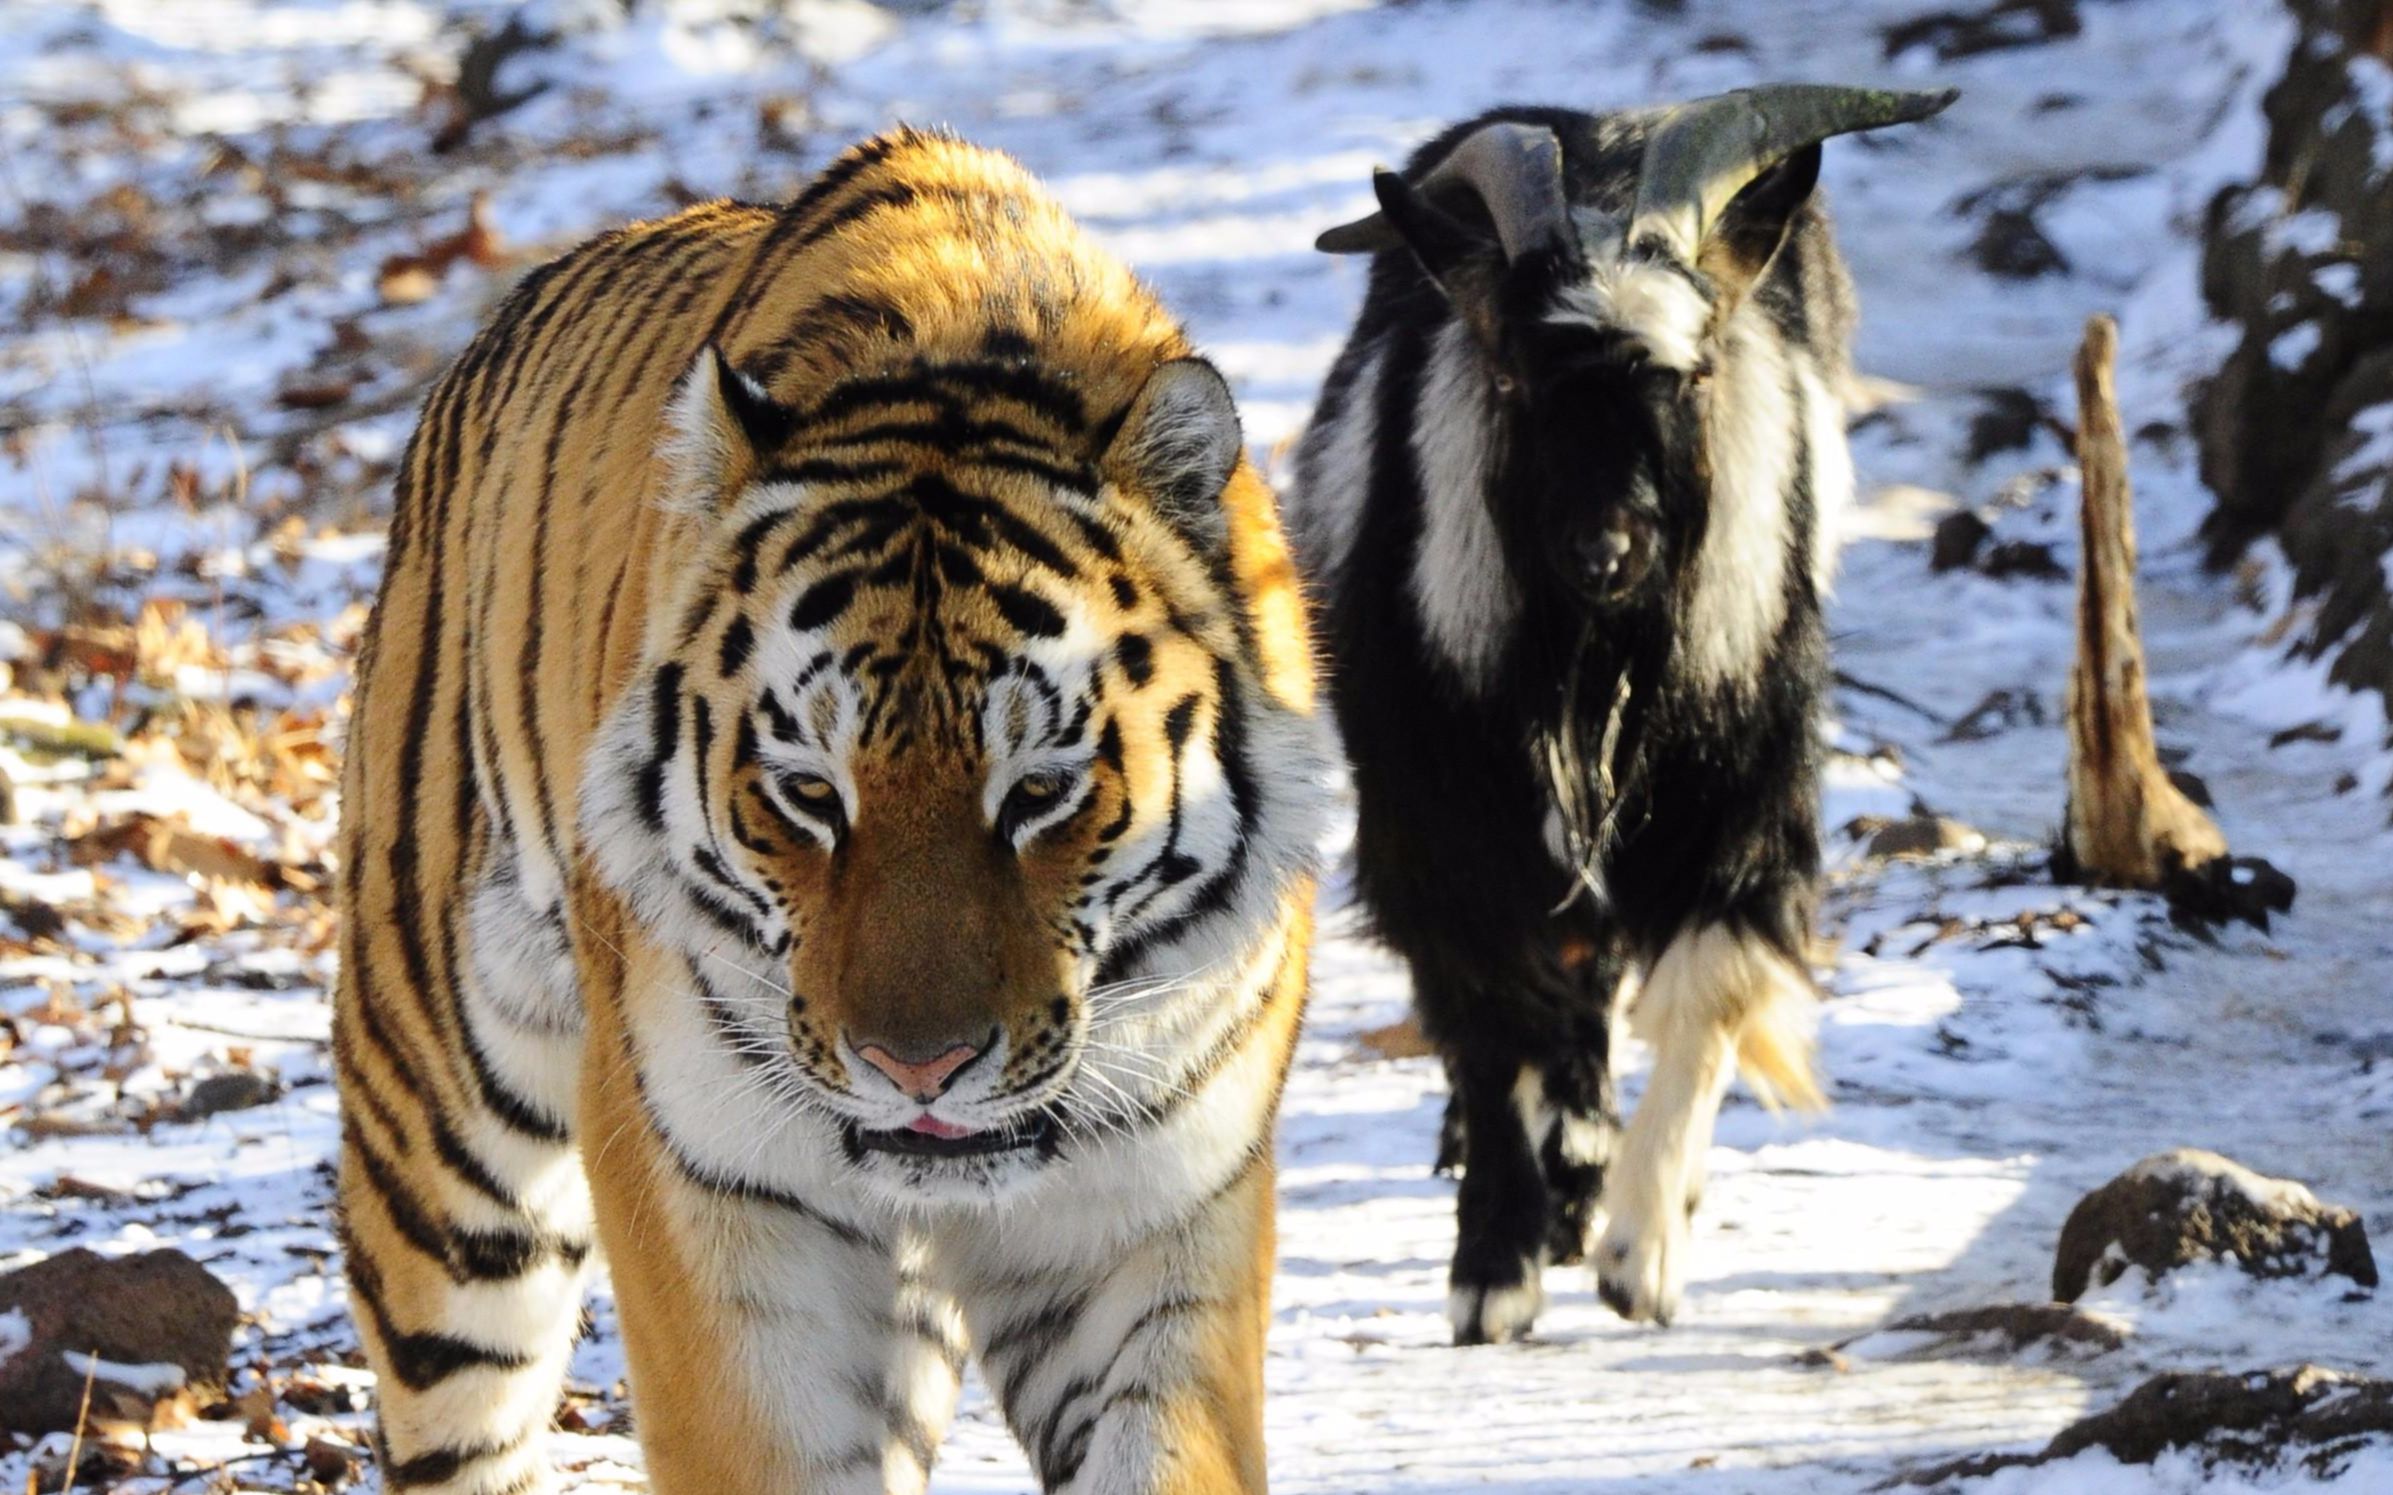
1448,1264,1546,1346
1594,1202,1686,1327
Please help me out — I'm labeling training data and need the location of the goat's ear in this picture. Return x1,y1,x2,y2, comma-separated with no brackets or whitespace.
664,345,800,495
1695,143,1821,316
1366,170,1508,347
1103,358,1242,551
1368,170,1485,286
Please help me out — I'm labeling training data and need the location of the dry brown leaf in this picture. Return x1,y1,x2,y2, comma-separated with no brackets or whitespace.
377,191,506,305
69,813,282,890
1353,1015,1436,1061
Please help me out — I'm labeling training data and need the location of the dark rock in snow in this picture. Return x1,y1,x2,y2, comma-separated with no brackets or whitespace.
2162,854,2298,933
0,1247,240,1433
1978,539,2065,580
176,1070,280,1122
2052,1148,2376,1303
1970,206,2069,278
2195,0,2393,784
1965,385,2056,464
1930,510,1991,572
1942,687,2047,742
1897,1365,2393,1486
1883,0,2080,62
1836,1301,2126,1363
2166,767,2214,808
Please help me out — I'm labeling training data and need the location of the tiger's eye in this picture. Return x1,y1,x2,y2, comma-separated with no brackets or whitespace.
791,775,838,803
1014,776,1061,802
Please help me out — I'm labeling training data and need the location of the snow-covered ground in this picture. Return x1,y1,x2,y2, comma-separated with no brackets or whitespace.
2,0,2388,1490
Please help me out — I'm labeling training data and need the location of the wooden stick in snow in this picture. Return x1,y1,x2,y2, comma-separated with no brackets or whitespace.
2063,314,2228,886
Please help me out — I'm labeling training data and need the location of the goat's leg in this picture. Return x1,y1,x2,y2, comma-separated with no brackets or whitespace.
1595,922,1818,1326
1443,1041,1552,1345
1534,1042,1617,1266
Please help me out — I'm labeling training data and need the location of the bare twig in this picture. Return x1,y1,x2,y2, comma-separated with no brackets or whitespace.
56,1349,98,1494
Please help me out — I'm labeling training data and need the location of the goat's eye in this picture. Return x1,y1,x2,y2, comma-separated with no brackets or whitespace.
1492,372,1518,395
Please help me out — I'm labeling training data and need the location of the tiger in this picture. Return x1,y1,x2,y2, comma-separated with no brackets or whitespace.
332,127,1334,1495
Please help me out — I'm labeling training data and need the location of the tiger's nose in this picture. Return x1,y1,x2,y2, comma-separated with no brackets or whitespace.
851,1036,986,1103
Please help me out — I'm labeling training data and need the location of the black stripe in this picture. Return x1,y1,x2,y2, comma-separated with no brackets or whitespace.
718,615,754,676
754,456,907,489
344,1250,532,1391
988,583,1066,638
384,1427,533,1488
789,572,859,631
635,665,685,829
707,130,917,344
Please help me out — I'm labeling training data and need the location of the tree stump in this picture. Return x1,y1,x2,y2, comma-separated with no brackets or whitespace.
2062,314,2228,887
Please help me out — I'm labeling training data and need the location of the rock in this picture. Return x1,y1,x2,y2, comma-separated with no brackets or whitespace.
2166,767,2214,809
1835,1301,2126,1363
0,1247,240,1434
1899,1365,2393,1486
1965,386,2055,464
1970,207,2069,279
2052,1149,2376,1303
2193,0,2393,789
2267,720,2343,748
1978,539,2066,580
1858,814,1987,859
304,1434,358,1484
1929,510,1990,572
176,1070,279,1122
1883,0,2080,61
2162,854,2298,933
1942,687,2047,742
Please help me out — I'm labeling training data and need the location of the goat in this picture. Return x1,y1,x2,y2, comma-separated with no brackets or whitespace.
1290,85,1954,1341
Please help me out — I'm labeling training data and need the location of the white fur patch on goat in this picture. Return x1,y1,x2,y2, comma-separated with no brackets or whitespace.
1408,318,1516,689
1679,319,1798,690
1797,359,1853,597
1290,342,1384,586
1596,923,1818,1322
1547,250,1711,374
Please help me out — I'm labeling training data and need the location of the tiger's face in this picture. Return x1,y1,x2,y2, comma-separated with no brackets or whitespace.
588,348,1323,1203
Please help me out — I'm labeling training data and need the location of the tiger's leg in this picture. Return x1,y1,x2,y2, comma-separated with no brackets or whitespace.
962,1154,1273,1494
577,922,966,1495
1594,916,1820,1326
336,866,593,1494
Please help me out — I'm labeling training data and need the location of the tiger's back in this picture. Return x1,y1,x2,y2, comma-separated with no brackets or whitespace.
337,129,1330,1495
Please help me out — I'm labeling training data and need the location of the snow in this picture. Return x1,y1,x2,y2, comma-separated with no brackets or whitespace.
2335,403,2393,490
58,1349,189,1398
2270,320,2321,370
0,1309,29,1369
2313,262,2362,308
2,1,2389,1492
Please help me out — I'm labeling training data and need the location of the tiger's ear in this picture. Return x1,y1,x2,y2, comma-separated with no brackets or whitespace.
1103,358,1242,551
664,345,801,496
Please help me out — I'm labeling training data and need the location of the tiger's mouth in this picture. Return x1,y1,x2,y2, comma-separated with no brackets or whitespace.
844,1110,1057,1161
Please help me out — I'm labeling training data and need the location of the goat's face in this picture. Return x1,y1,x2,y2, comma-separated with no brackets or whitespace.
1489,249,1705,610
1321,90,1958,611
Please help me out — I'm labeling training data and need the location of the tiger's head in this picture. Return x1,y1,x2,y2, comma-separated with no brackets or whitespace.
585,344,1330,1203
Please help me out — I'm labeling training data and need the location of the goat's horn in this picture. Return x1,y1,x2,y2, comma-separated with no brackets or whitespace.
1627,84,1956,261
1315,121,1569,261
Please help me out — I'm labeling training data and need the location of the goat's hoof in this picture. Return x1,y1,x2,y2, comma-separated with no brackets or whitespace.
1594,1214,1683,1327
1448,1270,1545,1345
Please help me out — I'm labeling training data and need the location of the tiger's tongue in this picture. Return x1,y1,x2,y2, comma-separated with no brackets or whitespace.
905,1115,975,1140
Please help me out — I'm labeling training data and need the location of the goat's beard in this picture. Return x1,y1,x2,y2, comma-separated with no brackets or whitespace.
1537,634,1636,913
